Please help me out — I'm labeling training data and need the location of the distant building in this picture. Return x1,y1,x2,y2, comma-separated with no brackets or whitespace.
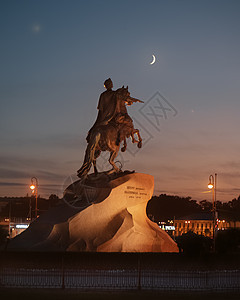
0,196,52,239
158,213,240,238
0,217,31,238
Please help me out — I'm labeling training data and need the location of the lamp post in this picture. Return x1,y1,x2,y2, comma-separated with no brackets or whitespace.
30,177,38,219
8,199,12,237
208,173,217,252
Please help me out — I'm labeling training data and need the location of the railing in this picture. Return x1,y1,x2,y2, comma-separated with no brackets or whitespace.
1,268,240,290
1,252,240,291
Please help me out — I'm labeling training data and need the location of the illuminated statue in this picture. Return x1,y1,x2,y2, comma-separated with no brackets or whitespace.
77,78,143,177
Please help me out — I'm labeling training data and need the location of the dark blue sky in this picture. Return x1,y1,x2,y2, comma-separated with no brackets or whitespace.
1,0,240,201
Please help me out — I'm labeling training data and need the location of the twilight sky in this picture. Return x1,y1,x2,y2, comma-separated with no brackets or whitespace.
1,0,240,202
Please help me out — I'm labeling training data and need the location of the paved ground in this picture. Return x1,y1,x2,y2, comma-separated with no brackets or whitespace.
1,289,240,300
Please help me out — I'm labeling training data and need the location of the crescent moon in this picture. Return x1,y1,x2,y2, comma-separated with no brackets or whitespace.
150,54,156,65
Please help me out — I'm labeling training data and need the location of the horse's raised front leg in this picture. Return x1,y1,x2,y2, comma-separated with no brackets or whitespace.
132,129,142,148
121,137,127,152
130,130,138,144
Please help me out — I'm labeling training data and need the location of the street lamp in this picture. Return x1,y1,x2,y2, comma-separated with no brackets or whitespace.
208,173,217,251
30,177,38,219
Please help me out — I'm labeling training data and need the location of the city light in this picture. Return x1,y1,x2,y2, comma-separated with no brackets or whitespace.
16,224,29,229
30,184,35,191
208,183,214,189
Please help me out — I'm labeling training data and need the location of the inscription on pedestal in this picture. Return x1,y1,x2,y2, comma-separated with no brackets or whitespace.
124,185,147,199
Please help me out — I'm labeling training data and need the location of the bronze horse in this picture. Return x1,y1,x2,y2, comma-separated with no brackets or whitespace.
77,87,142,178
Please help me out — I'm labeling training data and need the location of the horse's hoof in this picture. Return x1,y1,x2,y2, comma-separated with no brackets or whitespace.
137,141,142,148
121,147,126,152
106,169,117,175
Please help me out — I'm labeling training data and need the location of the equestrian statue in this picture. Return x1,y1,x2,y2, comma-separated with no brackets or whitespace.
77,78,143,178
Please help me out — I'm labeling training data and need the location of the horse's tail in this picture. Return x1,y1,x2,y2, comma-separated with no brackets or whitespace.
77,131,101,177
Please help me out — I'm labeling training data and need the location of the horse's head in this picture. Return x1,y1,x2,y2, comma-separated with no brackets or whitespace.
116,85,130,102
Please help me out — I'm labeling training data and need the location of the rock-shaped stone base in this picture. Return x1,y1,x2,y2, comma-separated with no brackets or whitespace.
8,172,178,252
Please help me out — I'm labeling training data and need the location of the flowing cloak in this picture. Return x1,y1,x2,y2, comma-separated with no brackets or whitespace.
96,90,117,125
87,90,118,141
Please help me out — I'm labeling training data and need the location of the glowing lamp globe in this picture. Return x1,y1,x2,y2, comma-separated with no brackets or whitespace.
30,184,35,190
208,183,214,189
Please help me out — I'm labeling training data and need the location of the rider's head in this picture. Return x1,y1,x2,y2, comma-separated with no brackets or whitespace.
104,78,113,90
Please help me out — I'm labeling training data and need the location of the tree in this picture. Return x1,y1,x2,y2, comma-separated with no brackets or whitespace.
146,194,201,222
199,200,212,212
176,232,212,255
48,194,60,207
